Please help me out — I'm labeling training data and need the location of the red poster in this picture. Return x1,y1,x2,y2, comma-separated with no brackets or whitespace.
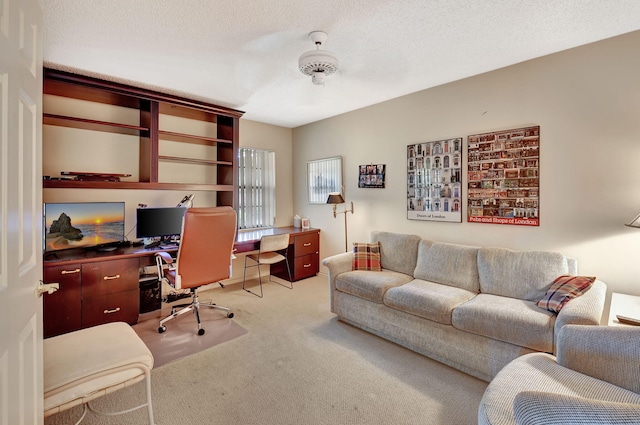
467,126,539,226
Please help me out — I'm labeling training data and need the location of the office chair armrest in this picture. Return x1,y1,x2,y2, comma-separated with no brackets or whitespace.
155,251,174,265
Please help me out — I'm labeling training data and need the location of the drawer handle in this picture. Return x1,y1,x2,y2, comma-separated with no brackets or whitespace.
103,274,121,281
303,243,312,247
104,307,121,314
303,264,312,268
61,268,80,275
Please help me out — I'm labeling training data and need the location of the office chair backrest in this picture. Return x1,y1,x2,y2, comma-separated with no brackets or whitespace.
174,207,237,290
260,234,290,253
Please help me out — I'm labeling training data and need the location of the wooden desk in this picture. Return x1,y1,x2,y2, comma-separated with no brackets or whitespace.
43,226,320,337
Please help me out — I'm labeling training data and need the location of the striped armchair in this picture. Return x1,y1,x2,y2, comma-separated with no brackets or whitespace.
479,325,640,425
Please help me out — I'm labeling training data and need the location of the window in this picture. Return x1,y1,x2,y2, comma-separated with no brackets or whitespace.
238,148,276,229
307,156,342,204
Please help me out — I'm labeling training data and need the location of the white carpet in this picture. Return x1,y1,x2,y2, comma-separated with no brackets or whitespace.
44,275,488,425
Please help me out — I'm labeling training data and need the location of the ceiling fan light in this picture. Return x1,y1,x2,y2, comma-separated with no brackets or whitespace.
311,71,325,85
298,30,339,85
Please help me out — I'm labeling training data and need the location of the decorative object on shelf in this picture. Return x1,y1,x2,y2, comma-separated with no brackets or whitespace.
307,156,342,204
407,138,463,222
177,194,194,208
61,171,132,182
293,214,301,228
298,31,339,86
467,126,540,226
358,164,386,188
625,213,640,228
326,192,354,252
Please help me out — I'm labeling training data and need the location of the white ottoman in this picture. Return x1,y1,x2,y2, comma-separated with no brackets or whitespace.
44,322,155,424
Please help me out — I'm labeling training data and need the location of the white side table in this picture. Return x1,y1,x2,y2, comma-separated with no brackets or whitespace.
608,292,640,326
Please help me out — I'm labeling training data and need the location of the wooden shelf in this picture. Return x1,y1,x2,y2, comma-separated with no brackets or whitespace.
158,130,232,146
43,68,242,204
44,113,148,136
43,179,235,191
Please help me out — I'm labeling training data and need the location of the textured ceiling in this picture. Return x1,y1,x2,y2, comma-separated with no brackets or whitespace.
40,0,640,128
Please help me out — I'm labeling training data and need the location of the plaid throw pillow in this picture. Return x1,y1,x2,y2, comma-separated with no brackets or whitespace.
537,275,596,313
352,242,382,271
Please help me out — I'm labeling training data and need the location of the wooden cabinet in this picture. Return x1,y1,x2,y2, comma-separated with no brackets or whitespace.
43,264,82,338
273,229,320,282
42,68,243,207
43,257,140,338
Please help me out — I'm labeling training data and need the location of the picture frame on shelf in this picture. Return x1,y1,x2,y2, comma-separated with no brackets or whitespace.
301,218,310,229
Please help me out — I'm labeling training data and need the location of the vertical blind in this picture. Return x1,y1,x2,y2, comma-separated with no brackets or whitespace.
307,156,342,203
238,148,276,229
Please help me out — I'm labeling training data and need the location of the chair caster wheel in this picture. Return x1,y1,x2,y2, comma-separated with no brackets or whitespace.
197,328,205,336
158,326,166,333
227,312,234,319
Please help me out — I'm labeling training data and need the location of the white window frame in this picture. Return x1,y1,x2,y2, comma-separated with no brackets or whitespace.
307,156,343,204
238,147,276,229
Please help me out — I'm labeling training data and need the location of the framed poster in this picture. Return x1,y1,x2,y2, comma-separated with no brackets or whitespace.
467,126,539,226
358,164,386,188
407,138,463,222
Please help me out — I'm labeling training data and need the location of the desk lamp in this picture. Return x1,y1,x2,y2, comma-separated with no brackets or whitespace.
326,192,354,252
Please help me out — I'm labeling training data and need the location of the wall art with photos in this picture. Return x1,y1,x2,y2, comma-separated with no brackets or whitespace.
407,138,463,222
467,126,539,226
358,164,386,188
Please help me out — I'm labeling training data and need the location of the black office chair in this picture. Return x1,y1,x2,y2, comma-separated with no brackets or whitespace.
242,233,292,298
155,207,237,335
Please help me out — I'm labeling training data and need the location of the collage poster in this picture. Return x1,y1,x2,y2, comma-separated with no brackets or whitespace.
467,126,540,226
407,138,462,222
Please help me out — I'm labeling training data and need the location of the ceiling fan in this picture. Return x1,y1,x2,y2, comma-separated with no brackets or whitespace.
298,31,339,86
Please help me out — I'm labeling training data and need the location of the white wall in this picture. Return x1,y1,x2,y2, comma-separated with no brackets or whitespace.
292,31,640,304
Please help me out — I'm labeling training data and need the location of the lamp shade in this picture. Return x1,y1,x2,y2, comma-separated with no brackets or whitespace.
326,193,345,205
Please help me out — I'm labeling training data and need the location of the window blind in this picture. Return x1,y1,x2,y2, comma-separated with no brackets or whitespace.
238,148,276,229
307,156,342,204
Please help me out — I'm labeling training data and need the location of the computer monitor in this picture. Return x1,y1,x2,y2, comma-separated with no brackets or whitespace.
136,207,187,241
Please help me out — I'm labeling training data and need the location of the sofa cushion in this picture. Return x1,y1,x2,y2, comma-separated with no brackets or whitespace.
370,231,422,275
537,275,596,313
384,279,477,325
452,293,556,352
335,270,413,303
477,247,569,301
413,241,480,293
352,242,382,271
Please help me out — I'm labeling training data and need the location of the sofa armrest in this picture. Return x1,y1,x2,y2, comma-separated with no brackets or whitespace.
554,279,606,344
514,391,640,425
556,324,640,394
322,252,353,311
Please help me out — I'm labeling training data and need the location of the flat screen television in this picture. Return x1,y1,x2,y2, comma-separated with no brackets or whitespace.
136,207,187,241
44,202,125,252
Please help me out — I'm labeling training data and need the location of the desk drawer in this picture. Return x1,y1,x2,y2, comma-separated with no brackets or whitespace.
293,254,319,280
82,290,139,327
294,233,319,257
82,258,139,297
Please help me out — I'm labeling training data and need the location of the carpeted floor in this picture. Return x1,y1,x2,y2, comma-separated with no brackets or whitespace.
44,275,488,425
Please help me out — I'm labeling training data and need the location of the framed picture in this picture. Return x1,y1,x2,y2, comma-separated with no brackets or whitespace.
358,164,386,188
301,218,310,229
307,156,342,204
407,138,463,222
467,126,539,226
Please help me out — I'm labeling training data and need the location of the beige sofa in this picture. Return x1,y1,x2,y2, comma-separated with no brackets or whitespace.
479,325,640,425
322,231,606,382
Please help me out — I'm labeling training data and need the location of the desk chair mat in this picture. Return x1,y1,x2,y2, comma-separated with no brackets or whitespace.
133,312,248,367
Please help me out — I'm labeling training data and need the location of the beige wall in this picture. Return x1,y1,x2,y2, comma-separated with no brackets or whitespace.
293,30,640,303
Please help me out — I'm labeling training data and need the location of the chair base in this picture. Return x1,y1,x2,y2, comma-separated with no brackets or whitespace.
157,287,233,335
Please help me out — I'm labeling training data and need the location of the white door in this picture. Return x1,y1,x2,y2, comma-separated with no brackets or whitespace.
0,0,43,423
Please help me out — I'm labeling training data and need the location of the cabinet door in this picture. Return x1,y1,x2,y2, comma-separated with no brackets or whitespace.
43,265,82,338
82,290,139,327
294,233,319,257
293,254,319,281
81,258,139,297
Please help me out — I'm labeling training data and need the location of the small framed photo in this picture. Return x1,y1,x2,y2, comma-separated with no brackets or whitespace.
358,164,386,188
301,218,310,229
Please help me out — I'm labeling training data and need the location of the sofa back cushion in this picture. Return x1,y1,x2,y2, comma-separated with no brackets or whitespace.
370,231,422,275
478,247,569,301
414,241,480,293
